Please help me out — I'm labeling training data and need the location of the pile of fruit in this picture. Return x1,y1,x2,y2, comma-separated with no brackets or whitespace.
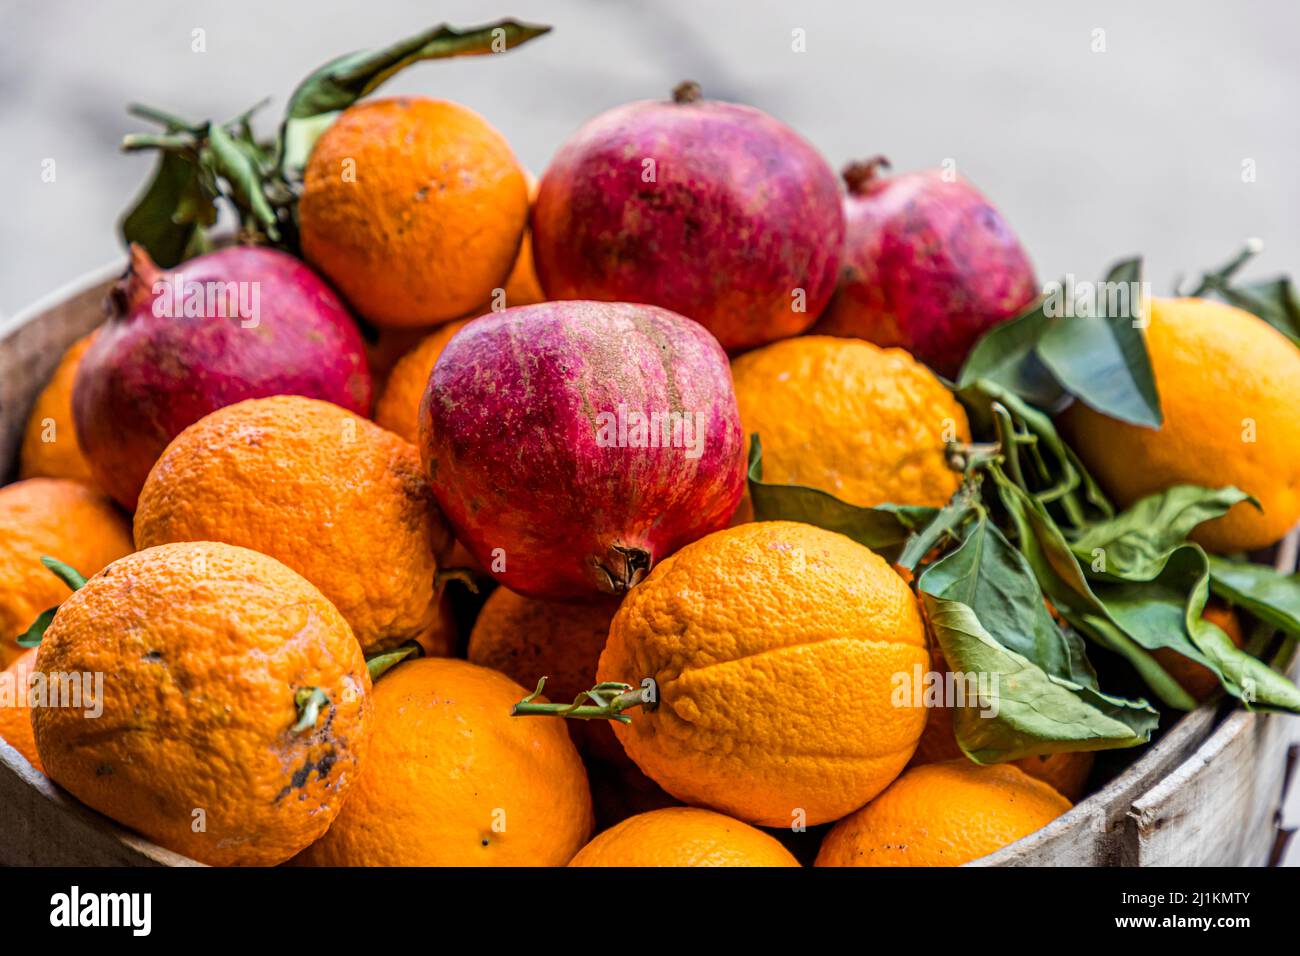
3,20,1300,868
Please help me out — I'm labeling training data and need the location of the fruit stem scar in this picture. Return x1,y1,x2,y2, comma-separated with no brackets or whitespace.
511,676,658,722
292,686,330,733
672,80,702,104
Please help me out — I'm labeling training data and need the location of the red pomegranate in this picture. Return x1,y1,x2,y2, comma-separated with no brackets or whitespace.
419,300,745,601
531,82,844,353
814,158,1038,378
74,244,372,509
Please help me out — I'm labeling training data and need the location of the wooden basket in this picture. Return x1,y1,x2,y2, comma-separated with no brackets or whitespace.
0,265,1296,866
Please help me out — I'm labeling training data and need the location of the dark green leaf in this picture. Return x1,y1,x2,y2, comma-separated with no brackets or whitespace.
957,301,1066,410
1208,556,1300,637
279,19,551,178
120,150,217,268
205,124,278,235
16,607,57,648
1036,257,1162,428
40,556,87,592
746,436,938,557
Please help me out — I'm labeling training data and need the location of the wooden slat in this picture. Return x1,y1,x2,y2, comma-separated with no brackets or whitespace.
1128,705,1298,866
0,738,198,866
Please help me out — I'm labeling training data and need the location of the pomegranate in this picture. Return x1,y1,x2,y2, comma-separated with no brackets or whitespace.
531,82,844,353
74,244,372,509
814,158,1038,378
419,300,745,600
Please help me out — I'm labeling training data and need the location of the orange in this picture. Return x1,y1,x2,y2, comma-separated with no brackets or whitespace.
815,760,1072,867
374,319,468,444
32,541,372,866
912,644,1094,800
300,96,529,328
19,332,97,485
598,520,928,827
0,647,42,773
568,807,799,867
587,755,681,830
1064,297,1300,553
364,324,436,394
731,336,968,508
0,478,133,667
1151,601,1245,702
503,170,544,307
467,584,618,747
134,396,451,654
297,657,592,866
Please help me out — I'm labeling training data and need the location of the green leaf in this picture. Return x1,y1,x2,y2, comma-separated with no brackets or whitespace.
1069,485,1254,579
1207,556,1300,637
917,516,1157,762
921,517,1093,683
278,19,551,178
365,644,419,684
205,123,278,235
957,302,1066,410
1036,257,1162,428
924,596,1156,763
40,556,87,592
291,687,330,733
16,607,57,648
746,436,939,558
120,149,218,268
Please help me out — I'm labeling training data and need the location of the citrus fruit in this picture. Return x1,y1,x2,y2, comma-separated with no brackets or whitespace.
467,584,619,754
134,395,451,654
568,807,799,867
503,169,544,307
1151,601,1245,702
815,760,1072,867
300,96,529,328
296,657,592,866
912,644,1094,800
374,319,468,444
596,520,929,827
32,541,372,866
0,647,42,773
731,336,969,509
19,332,97,485
1064,297,1300,553
0,478,133,667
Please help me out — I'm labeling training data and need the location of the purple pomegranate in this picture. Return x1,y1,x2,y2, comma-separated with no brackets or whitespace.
74,244,372,509
814,158,1038,378
531,82,845,353
419,300,745,601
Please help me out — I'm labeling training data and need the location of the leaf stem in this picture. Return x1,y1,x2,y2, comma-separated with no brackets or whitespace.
511,677,657,723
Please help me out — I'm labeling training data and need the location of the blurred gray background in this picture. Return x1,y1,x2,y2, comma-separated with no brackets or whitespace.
2,0,1298,316
1,0,1298,864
